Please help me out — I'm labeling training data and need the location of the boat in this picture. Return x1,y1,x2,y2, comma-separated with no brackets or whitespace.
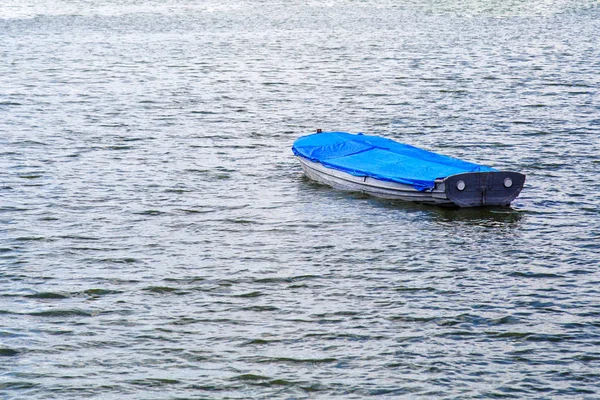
292,131,525,207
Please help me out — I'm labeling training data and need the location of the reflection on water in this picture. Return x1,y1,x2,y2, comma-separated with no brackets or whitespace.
301,177,525,227
431,206,525,226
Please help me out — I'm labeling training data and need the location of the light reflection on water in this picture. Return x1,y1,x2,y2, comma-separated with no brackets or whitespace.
1,0,600,398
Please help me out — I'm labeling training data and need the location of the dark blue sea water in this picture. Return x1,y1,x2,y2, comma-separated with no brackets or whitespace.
1,1,600,398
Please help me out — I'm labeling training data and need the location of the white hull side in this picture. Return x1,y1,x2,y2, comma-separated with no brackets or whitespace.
297,157,452,205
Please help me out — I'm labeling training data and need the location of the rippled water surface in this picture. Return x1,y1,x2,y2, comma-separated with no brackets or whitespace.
2,0,600,398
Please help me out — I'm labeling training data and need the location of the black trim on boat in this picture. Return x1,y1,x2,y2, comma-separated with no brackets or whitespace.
444,171,526,207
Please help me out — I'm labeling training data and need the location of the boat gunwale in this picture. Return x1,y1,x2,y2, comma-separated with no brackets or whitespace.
296,155,525,207
297,156,451,204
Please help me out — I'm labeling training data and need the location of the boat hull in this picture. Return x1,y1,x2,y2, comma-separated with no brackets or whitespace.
297,157,525,207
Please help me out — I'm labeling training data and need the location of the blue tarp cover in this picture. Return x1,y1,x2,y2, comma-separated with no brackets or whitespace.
292,132,495,191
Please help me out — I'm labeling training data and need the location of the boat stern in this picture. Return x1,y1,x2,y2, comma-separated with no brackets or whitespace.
441,171,525,207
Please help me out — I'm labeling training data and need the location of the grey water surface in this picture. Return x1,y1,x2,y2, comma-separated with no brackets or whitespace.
1,0,600,398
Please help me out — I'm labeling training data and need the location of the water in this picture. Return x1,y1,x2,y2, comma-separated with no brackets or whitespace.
1,0,600,398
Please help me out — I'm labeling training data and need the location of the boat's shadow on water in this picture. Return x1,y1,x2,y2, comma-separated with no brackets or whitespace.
299,178,524,227
372,197,524,226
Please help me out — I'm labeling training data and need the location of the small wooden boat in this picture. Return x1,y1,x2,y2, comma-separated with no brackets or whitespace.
292,131,525,207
